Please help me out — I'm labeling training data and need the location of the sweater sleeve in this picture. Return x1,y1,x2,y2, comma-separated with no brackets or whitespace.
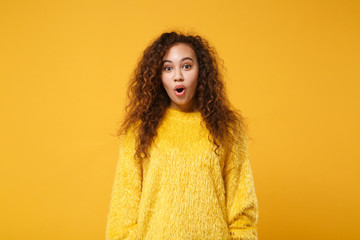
223,129,259,240
105,130,142,240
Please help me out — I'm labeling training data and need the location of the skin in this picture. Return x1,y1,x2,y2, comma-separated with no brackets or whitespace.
161,43,199,112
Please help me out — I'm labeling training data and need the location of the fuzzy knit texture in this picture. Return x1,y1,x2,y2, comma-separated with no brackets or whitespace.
105,107,258,240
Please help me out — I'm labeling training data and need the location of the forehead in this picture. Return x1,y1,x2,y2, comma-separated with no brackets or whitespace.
163,43,197,60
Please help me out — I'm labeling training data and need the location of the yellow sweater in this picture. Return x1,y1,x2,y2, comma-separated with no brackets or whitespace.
105,107,258,240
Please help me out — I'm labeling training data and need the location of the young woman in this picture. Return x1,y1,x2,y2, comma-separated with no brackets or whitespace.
105,31,258,240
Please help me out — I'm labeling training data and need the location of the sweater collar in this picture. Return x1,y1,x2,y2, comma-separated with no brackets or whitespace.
164,107,202,121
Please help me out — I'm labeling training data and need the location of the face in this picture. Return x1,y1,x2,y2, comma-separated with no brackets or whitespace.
161,43,199,112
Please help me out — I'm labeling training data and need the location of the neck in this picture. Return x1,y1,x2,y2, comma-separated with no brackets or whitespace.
169,100,197,113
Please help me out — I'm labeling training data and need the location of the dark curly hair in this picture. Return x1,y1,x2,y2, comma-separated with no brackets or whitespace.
115,31,248,162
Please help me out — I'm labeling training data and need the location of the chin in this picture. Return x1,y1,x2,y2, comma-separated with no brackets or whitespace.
174,101,189,106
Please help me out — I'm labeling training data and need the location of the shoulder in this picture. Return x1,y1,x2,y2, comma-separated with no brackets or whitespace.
119,123,140,151
227,121,248,155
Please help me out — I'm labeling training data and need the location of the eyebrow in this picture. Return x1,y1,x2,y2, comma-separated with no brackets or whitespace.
162,57,194,64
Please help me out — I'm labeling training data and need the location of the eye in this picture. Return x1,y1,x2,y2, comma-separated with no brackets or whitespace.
163,66,172,71
183,64,192,70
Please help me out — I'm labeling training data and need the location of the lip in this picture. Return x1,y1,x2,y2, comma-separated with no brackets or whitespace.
174,85,186,91
174,85,186,96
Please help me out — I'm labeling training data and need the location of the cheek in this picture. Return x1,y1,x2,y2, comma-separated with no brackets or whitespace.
190,71,199,88
161,76,171,90
160,74,166,85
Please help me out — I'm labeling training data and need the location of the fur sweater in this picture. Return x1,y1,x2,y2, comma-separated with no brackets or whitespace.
105,107,258,240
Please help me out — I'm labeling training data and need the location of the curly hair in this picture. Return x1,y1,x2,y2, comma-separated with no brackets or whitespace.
115,31,248,162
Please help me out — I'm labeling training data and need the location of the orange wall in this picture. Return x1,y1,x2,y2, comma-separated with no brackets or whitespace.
1,0,359,239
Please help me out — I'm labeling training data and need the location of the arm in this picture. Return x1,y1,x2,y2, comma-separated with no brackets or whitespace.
105,129,142,240
223,130,259,240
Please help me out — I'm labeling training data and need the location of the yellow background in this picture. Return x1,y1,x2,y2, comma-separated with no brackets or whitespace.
1,0,359,239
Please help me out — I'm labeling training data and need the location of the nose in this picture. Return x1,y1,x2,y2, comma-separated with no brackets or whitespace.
174,68,184,81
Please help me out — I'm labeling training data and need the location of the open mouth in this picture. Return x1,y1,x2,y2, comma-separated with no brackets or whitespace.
174,86,186,96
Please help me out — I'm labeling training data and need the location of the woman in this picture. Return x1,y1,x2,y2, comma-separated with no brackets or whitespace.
105,31,259,240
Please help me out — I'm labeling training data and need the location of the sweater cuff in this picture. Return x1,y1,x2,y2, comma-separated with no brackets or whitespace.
229,226,257,240
127,226,137,240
